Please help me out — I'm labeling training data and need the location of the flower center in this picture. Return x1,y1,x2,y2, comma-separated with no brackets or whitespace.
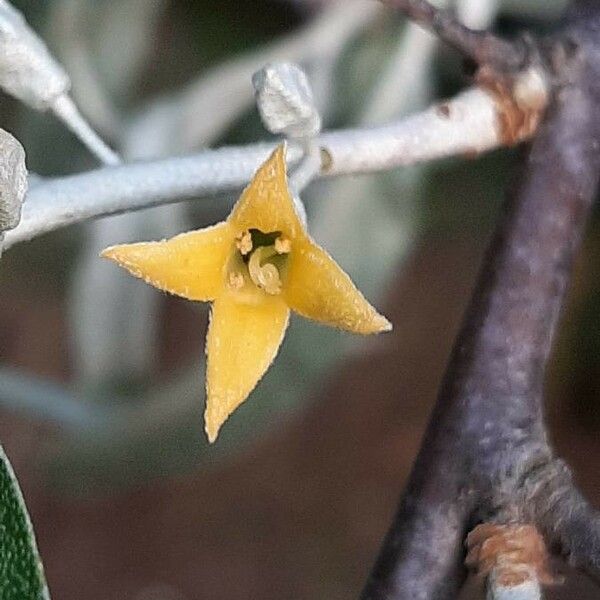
228,229,291,296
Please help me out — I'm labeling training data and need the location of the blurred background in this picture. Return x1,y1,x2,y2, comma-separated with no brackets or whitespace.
1,0,599,598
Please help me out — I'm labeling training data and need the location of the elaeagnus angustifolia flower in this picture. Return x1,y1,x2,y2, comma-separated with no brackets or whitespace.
101,144,391,442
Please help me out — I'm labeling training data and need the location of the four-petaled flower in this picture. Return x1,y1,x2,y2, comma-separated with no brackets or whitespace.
101,144,391,442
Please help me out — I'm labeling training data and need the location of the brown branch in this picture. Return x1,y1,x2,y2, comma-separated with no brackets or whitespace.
379,0,527,70
361,2,600,599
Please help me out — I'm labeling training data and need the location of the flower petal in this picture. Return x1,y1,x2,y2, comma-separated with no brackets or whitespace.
205,293,289,442
284,238,392,334
228,144,304,239
101,222,233,301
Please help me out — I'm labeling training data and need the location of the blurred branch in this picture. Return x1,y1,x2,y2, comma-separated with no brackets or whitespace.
48,0,124,140
359,16,439,124
65,0,178,387
309,0,458,300
127,0,378,153
379,0,527,70
361,1,600,598
0,368,102,430
2,71,548,250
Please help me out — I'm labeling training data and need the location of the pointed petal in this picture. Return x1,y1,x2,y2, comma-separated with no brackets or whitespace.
284,239,392,335
228,144,304,238
205,293,289,442
101,222,233,301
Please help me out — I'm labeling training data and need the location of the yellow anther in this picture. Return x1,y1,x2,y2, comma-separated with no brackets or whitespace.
248,247,282,295
274,236,291,254
235,230,253,255
228,271,245,290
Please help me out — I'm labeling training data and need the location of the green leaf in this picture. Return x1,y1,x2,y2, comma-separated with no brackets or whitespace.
0,444,49,600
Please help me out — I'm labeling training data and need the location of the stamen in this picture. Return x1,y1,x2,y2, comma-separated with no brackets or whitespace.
228,271,245,290
248,247,282,295
274,236,291,254
235,230,253,256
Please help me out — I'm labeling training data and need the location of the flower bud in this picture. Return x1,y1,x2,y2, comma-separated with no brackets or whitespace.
252,62,321,139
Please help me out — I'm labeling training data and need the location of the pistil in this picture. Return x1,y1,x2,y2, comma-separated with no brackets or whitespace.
248,246,282,294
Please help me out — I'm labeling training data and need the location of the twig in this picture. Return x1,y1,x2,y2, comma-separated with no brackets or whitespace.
52,95,121,166
0,367,103,430
361,1,600,598
380,0,526,70
2,76,547,251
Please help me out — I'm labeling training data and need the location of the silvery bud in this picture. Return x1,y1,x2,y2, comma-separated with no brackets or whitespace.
0,2,118,165
252,62,321,139
0,128,27,233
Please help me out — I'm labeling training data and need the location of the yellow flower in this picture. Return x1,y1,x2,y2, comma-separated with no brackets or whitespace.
101,144,391,442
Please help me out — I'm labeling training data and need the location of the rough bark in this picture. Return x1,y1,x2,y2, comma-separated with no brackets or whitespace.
362,2,600,598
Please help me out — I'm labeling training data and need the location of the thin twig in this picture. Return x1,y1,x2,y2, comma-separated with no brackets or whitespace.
380,0,526,70
0,367,103,430
52,95,121,165
2,77,547,250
